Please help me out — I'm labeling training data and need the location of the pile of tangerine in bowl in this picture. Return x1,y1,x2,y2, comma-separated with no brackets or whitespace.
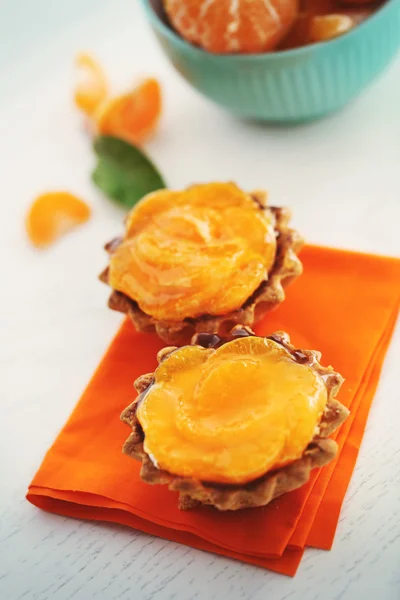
162,0,387,53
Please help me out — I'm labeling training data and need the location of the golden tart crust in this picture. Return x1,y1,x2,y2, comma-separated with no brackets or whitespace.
121,327,349,511
100,187,304,345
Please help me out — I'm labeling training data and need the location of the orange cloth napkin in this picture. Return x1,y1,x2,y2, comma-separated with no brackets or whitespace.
27,246,400,576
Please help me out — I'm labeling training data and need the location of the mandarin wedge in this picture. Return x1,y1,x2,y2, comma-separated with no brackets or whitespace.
309,14,354,42
26,192,91,249
74,53,109,116
94,78,162,146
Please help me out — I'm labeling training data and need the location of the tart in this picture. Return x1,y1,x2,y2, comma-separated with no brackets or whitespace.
121,326,349,511
100,182,303,345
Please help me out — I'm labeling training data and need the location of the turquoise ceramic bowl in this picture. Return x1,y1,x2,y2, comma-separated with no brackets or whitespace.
141,0,400,122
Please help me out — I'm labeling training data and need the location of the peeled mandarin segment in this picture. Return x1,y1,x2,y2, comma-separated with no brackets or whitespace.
224,207,276,259
74,53,108,116
209,335,286,361
95,78,162,146
109,183,277,321
190,358,272,430
26,192,91,248
155,345,212,381
136,337,328,484
124,189,181,236
309,14,354,42
164,0,299,54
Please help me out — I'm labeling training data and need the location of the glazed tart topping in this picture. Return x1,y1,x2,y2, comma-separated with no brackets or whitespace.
108,183,277,321
136,335,328,485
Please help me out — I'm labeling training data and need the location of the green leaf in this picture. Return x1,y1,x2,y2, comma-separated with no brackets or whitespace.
92,136,166,209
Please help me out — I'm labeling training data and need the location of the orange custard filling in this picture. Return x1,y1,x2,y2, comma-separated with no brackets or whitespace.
136,336,328,485
108,183,277,321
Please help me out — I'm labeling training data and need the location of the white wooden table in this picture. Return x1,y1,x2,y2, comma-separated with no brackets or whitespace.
1,1,400,598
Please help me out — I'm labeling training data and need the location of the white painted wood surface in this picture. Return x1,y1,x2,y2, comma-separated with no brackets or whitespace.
1,1,399,598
